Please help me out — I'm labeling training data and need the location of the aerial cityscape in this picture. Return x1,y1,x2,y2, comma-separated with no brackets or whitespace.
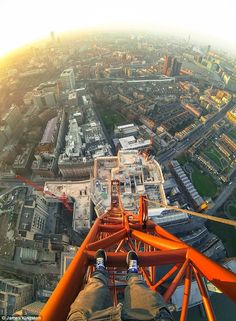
0,1,236,320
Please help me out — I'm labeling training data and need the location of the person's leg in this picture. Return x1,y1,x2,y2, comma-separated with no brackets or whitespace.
122,251,174,321
67,250,113,321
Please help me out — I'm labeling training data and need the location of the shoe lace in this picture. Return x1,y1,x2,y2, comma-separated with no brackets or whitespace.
129,259,138,269
97,258,104,266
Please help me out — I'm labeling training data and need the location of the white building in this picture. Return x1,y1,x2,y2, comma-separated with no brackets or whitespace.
60,68,75,91
68,91,79,107
118,136,151,151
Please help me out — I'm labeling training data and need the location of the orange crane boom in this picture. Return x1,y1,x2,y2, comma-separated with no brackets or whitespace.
15,175,73,212
40,180,236,321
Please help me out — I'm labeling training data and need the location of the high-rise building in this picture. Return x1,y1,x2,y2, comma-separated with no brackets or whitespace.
18,194,49,240
164,55,182,77
36,81,59,99
1,104,21,131
171,58,182,76
164,55,173,75
60,68,76,91
33,92,57,109
0,276,33,316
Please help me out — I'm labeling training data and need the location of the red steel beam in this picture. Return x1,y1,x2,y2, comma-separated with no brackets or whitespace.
129,221,156,231
163,259,189,302
155,225,184,243
115,239,126,253
98,224,123,232
86,249,187,267
40,218,100,321
150,265,156,285
193,267,216,321
133,228,236,303
180,265,192,321
86,228,127,251
141,267,153,287
152,264,181,290
39,181,236,321
131,229,187,251
189,248,236,303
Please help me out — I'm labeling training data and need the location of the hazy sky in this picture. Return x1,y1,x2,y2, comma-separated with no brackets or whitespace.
1,0,236,57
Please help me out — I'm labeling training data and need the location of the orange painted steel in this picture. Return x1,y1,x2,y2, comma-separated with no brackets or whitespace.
193,267,216,321
163,260,189,302
86,249,187,267
188,247,236,301
131,229,187,251
155,225,184,243
40,190,236,321
180,265,192,321
153,264,181,290
40,218,100,321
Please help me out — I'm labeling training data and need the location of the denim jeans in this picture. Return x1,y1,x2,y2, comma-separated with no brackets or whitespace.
67,271,173,321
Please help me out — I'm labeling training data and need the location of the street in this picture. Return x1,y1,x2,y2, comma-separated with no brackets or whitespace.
157,99,235,165
209,178,236,215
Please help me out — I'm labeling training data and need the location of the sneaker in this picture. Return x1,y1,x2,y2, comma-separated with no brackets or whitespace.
95,249,107,271
126,251,139,273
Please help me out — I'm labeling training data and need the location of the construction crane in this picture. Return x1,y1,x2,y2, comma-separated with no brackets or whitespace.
15,175,73,213
139,135,154,160
40,180,236,321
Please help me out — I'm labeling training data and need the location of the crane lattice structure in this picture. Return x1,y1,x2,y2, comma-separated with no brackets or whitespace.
40,180,236,321
15,175,73,213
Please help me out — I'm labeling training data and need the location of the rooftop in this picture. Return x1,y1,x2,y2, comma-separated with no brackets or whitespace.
59,112,111,165
40,116,58,145
44,180,91,230
92,150,167,215
119,136,151,150
61,68,74,76
13,146,34,168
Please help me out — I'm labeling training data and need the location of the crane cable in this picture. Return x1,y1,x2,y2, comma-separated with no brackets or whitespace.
144,198,236,227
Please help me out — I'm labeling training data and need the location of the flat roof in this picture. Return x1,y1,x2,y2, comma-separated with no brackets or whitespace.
44,181,91,231
40,116,58,145
117,124,135,129
92,150,166,215
119,136,151,150
61,68,74,75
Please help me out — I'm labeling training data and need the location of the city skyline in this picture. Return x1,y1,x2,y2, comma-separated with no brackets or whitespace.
1,0,236,57
0,24,236,319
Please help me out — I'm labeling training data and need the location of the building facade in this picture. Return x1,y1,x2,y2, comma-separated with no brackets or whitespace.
18,194,49,240
0,276,33,316
31,111,66,177
60,68,75,91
